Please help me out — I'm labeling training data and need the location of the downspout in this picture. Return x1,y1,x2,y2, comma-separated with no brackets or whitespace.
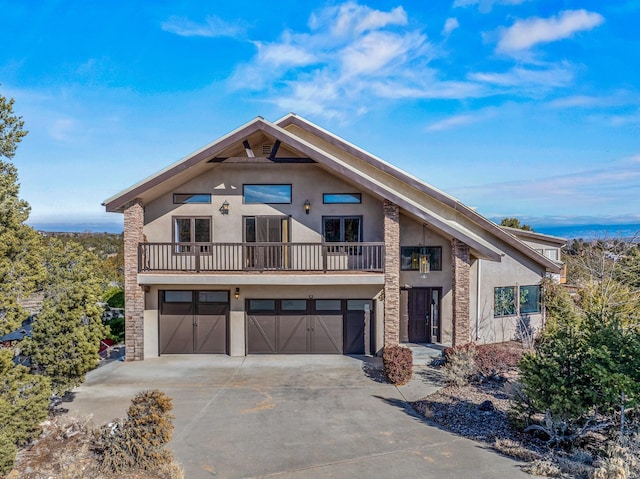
476,259,482,341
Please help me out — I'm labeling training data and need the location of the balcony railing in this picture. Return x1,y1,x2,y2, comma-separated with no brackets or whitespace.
138,242,385,273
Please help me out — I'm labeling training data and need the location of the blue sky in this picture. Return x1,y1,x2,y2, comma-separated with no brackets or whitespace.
1,0,639,232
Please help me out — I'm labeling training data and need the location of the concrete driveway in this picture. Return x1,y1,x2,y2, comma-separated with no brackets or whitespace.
67,355,531,479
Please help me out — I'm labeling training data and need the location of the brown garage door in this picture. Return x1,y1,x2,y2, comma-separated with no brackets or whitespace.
246,299,372,354
160,290,229,354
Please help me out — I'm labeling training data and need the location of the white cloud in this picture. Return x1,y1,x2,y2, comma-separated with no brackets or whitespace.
309,2,407,37
442,18,460,36
426,114,479,131
497,10,604,53
426,107,496,131
229,2,488,119
161,15,245,38
450,159,640,217
454,0,528,13
470,64,574,89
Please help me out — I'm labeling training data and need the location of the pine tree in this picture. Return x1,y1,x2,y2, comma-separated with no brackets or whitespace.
0,349,51,475
0,90,43,334
24,239,108,394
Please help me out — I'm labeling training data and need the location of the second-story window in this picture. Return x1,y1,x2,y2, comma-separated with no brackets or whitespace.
323,216,362,243
243,184,292,204
173,216,211,252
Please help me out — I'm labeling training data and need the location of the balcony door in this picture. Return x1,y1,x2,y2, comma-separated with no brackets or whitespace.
244,216,289,270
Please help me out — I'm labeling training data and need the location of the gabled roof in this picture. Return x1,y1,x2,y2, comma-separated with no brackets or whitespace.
103,114,562,273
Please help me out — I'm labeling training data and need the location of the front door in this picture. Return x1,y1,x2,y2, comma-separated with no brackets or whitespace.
404,287,442,343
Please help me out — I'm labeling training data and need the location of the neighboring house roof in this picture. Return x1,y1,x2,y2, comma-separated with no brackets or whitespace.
103,114,562,274
501,226,567,247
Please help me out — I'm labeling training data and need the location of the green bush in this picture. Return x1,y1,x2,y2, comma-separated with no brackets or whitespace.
93,389,175,474
382,345,413,385
514,311,640,446
103,286,124,309
106,316,125,343
0,349,51,475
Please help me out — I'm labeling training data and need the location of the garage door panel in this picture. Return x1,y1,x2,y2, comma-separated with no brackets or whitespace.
247,315,277,353
196,315,227,353
312,315,343,354
161,314,194,354
278,315,308,353
345,311,365,355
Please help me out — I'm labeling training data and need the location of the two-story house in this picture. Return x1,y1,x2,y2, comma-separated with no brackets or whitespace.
104,114,565,361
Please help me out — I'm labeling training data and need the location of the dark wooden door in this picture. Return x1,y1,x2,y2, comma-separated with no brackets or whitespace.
406,288,442,343
408,288,429,343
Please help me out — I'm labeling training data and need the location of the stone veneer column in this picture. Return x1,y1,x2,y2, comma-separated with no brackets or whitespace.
383,200,400,347
124,199,145,361
451,238,471,346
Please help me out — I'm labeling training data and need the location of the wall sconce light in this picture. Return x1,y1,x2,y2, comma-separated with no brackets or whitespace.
304,200,311,214
219,200,230,215
419,254,430,278
234,287,240,300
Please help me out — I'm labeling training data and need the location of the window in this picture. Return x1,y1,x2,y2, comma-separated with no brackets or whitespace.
323,193,362,204
281,299,307,311
323,216,362,242
400,247,442,271
519,285,541,314
248,299,276,312
494,286,516,317
173,193,211,204
315,299,342,311
173,216,211,253
164,291,193,302
544,249,559,261
199,291,229,303
243,184,292,204
494,285,541,317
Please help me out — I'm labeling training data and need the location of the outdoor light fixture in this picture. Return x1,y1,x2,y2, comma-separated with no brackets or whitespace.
419,254,430,278
219,200,230,215
304,200,311,214
234,287,240,299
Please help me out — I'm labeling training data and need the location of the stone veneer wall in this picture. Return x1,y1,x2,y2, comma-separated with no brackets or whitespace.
124,199,145,361
383,200,400,346
451,238,471,346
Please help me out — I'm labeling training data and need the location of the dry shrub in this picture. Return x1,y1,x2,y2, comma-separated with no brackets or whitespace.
442,343,476,386
592,444,640,479
474,343,523,381
382,345,413,385
493,438,541,462
92,389,175,474
522,459,563,477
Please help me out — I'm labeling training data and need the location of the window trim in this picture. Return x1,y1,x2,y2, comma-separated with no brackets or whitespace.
243,184,292,204
400,246,443,272
173,193,212,204
323,193,362,204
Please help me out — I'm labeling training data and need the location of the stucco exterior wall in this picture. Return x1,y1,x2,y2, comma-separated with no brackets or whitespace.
474,246,546,344
143,163,383,244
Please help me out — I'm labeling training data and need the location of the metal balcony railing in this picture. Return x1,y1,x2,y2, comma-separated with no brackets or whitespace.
138,242,385,273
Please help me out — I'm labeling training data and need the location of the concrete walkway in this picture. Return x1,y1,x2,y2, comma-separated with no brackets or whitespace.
66,355,530,479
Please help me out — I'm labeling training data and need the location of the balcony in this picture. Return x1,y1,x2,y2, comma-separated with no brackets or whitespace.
138,242,385,273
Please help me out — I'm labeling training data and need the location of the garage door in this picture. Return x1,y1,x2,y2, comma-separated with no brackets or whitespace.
246,299,372,354
160,290,229,354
